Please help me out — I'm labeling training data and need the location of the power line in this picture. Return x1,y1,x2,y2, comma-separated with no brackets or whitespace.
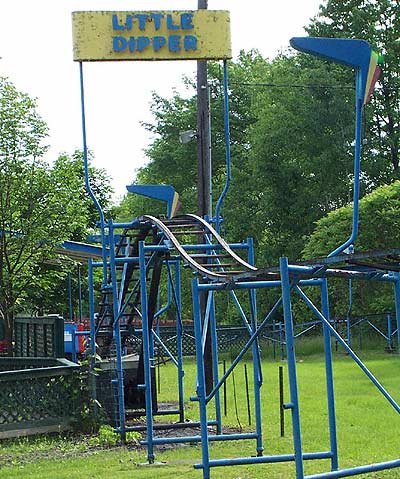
226,81,400,92
230,81,354,90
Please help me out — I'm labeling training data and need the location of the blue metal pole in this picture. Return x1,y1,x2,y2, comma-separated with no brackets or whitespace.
88,259,96,360
346,279,352,347
320,279,339,471
249,287,263,456
328,70,363,257
108,219,126,441
78,62,108,285
394,276,400,354
192,278,211,479
174,264,185,417
247,236,263,456
88,258,97,411
68,272,73,321
174,261,185,423
71,329,77,363
78,265,83,322
305,458,400,479
280,257,304,479
209,291,222,435
387,313,392,351
194,451,334,469
139,240,154,463
214,59,232,233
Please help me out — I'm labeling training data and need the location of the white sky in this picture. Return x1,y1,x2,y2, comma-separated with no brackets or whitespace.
0,0,323,201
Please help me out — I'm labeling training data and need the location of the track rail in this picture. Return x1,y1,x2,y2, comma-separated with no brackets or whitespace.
142,214,258,281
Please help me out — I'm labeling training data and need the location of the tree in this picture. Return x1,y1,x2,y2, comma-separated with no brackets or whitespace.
0,78,113,353
307,0,400,174
116,50,268,224
302,181,400,315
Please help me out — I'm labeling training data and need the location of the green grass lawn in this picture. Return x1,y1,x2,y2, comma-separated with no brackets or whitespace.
0,350,399,478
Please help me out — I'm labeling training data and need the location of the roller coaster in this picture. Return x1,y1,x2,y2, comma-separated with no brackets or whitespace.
72,16,400,479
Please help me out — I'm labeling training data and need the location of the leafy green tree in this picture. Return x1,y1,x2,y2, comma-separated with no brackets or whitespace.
302,181,400,315
116,51,268,224
20,152,114,321
307,0,400,174
246,53,360,262
0,78,113,353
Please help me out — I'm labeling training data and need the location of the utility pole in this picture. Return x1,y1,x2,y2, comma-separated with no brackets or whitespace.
197,0,211,218
197,0,213,395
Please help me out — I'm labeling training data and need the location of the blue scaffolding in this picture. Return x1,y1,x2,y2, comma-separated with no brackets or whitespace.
76,32,400,479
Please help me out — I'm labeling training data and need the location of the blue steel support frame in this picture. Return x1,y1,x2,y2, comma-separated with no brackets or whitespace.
247,236,263,456
68,272,73,321
328,74,363,257
320,279,339,472
394,275,400,354
78,265,83,322
387,313,393,350
192,278,211,479
88,259,96,362
174,261,185,423
139,240,155,463
209,291,222,435
108,219,126,441
165,259,185,423
78,63,108,286
280,257,304,479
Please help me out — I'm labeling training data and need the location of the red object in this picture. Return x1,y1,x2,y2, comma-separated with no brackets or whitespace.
77,323,85,353
0,340,8,354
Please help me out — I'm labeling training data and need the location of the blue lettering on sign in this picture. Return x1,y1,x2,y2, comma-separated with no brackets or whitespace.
112,15,125,31
112,36,199,54
166,14,180,30
184,35,197,51
125,15,133,31
134,14,149,31
181,13,194,30
137,36,151,52
112,12,195,33
169,35,181,52
150,13,164,30
153,36,167,52
113,36,127,51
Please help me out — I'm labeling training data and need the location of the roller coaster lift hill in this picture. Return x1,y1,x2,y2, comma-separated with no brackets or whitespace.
72,9,399,479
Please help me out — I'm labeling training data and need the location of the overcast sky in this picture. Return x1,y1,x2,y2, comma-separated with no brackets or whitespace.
1,0,323,201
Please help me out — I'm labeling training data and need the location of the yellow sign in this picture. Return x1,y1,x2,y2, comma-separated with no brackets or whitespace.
72,10,231,61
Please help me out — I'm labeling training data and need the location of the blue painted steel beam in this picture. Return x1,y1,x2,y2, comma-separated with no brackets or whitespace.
393,277,400,354
290,38,376,257
191,278,211,479
194,451,334,468
107,220,126,441
320,279,339,472
197,279,322,292
78,63,108,285
280,257,304,479
304,459,400,479
139,240,155,463
142,432,258,446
